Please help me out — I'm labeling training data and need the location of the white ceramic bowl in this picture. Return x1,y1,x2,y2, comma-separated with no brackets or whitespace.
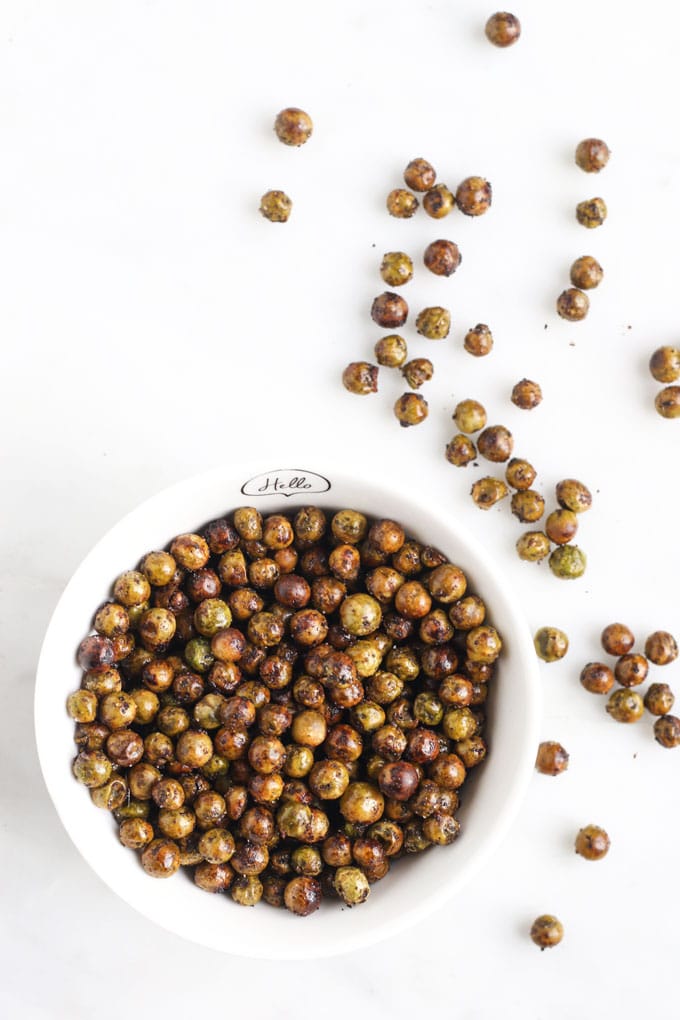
35,463,541,959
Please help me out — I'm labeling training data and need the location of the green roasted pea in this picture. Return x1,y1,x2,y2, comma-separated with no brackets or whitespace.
549,545,587,579
231,875,263,906
516,531,551,562
193,599,232,637
334,866,370,906
72,750,112,788
534,627,569,663
184,637,215,673
442,707,478,741
606,689,644,723
414,692,444,726
471,477,508,509
416,306,451,340
453,399,487,434
380,251,414,287
374,334,408,368
90,775,128,810
66,690,98,723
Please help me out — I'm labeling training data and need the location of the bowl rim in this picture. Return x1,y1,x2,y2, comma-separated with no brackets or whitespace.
34,461,542,959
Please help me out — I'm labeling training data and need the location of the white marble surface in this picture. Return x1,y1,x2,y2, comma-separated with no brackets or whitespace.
3,1,680,1016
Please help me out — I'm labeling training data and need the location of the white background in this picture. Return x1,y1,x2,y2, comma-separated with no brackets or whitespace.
3,1,680,1017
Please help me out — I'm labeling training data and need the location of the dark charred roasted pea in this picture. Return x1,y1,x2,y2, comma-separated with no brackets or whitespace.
575,824,610,860
231,875,263,906
374,334,408,368
419,610,454,646
77,635,115,672
549,545,587,579
209,659,242,692
394,392,429,427
545,509,577,546
416,306,451,340
580,662,615,695
478,426,513,463
231,841,269,876
530,915,563,950
614,653,648,688
371,291,408,329
74,721,110,752
446,434,477,467
511,490,545,523
645,683,675,716
141,838,181,879
575,138,610,173
649,346,680,383
372,724,408,760
236,806,275,846
402,358,434,389
376,761,419,802
534,627,569,663
471,477,509,509
261,514,294,550
386,188,419,218
292,676,324,710
464,659,495,684
655,385,680,418
334,866,370,906
184,568,222,603
352,836,387,878
423,239,461,277
654,715,680,748
110,632,135,662
470,681,488,706
380,251,414,287
288,609,327,647
576,197,607,228
274,106,313,146
535,741,569,776
455,735,487,768
606,688,644,723
601,623,634,656
105,728,144,767
423,183,455,218
403,819,432,853
407,728,440,763
420,644,458,681
247,558,279,590
404,157,436,192
260,190,292,222
557,288,589,321
320,833,351,869
342,361,379,395
258,656,292,690
270,848,293,876
214,725,249,760
456,177,492,216
203,517,240,554
175,608,197,644
511,379,542,410
485,11,521,46
119,817,154,850
505,458,537,491
194,862,234,894
570,256,604,290
645,631,678,666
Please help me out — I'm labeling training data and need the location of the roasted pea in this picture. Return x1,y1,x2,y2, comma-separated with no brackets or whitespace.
386,188,418,218
402,357,434,389
72,750,112,789
557,288,589,321
445,434,477,467
456,177,492,216
374,334,408,368
576,197,607,228
601,623,634,656
423,183,455,218
463,323,493,356
439,675,473,707
119,818,154,850
394,392,429,427
505,458,537,491
380,251,414,287
645,683,675,716
66,690,98,724
141,838,181,879
580,662,615,695
231,875,263,906
478,426,513,462
94,602,130,638
394,581,431,620
606,689,644,723
416,306,451,340
545,509,578,545
655,385,680,418
530,915,564,950
404,157,436,191
274,107,313,146
371,291,408,328
575,824,610,860
485,11,521,46
645,631,678,666
340,782,384,824
342,361,379,395
449,596,485,631
535,741,569,776
259,190,292,222
202,518,240,554
534,627,569,663
570,256,604,290
423,239,461,277
511,490,545,523
575,138,610,173
511,379,542,410
649,346,680,383
654,715,680,748
334,866,370,906
472,477,509,509
549,545,587,579
614,653,648,688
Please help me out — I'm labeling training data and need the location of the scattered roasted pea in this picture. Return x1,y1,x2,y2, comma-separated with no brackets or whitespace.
557,288,589,321
614,653,648,688
477,425,513,463
445,434,477,467
394,392,429,427
655,386,680,418
511,490,545,523
453,399,487,434
404,157,436,192
463,323,493,357
606,688,644,723
485,11,521,46
549,545,587,579
274,107,313,146
576,197,607,228
516,531,551,562
423,183,455,218
645,630,677,668
423,239,461,277
580,662,615,695
380,251,414,287
471,476,509,509
259,190,292,222
601,623,634,656
653,715,680,748
372,291,409,328
575,138,610,173
545,509,578,545
374,334,408,367
416,306,451,340
575,825,610,861
535,741,569,776
386,188,419,218
402,358,433,389
342,362,379,395
534,627,569,663
456,177,492,216
530,915,564,950
511,379,542,410
570,256,604,290
644,683,675,716
556,479,592,514
505,458,537,491
649,346,680,383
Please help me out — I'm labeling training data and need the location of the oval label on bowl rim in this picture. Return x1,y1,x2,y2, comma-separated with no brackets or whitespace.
241,469,331,498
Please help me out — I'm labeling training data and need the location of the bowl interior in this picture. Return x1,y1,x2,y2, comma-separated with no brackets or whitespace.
35,464,541,959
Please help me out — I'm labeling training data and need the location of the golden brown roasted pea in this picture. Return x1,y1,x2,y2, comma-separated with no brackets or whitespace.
404,157,436,191
505,458,537,491
259,190,292,222
372,724,408,761
371,291,409,328
374,334,408,368
140,550,177,587
419,610,454,646
184,568,222,603
72,749,113,789
247,558,279,590
575,825,610,860
339,594,382,636
614,653,649,688
365,566,404,604
292,506,326,545
150,777,185,811
557,288,589,321
393,581,431,620
454,735,487,768
645,631,679,666
511,379,542,410
364,671,403,706
231,874,263,906
445,434,477,467
456,176,492,216
535,741,569,775
575,138,610,172
471,476,509,509
533,627,568,663
99,690,137,731
247,612,285,649
339,782,384,824
198,827,236,864
334,866,370,905
655,386,680,418
386,188,419,218
645,683,675,716
94,602,130,638
289,609,329,647
169,533,209,571
367,520,405,556
556,479,592,514
464,322,494,357
274,106,313,146
485,11,521,46
74,721,111,752
193,790,227,829
402,358,434,389
275,546,297,573
343,360,379,395
66,690,98,724
328,544,360,582
438,675,473,707
422,812,460,846
423,183,455,218
570,256,604,290
174,730,213,767
580,661,615,695
649,346,680,383
654,715,680,748
511,490,545,523
606,689,644,723
141,838,181,879
530,915,563,950
307,759,350,801
426,564,466,603
118,817,154,850
576,197,607,228
416,306,451,340
391,541,422,575
248,735,287,774
231,841,269,876
453,399,487,434
217,551,248,589
110,632,135,663
545,509,578,546
380,251,414,287
105,728,144,767
213,726,249,760
477,426,513,463
394,392,429,427
448,596,485,631
467,625,502,664
423,239,461,277
514,531,548,562
331,509,367,545
127,762,161,801
261,515,294,550
112,570,151,608
194,862,234,894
